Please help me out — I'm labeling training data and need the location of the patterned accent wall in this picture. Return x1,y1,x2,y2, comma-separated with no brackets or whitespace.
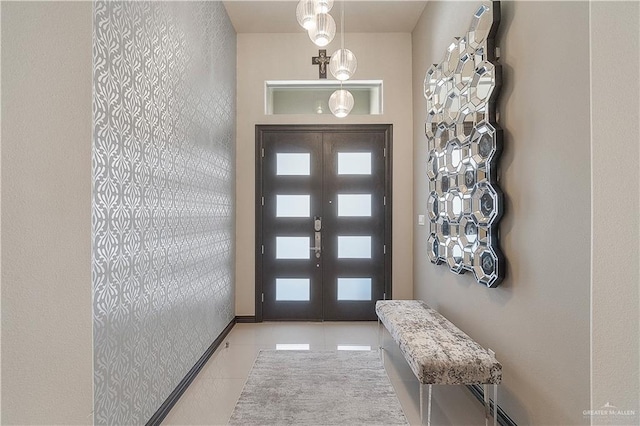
92,1,236,424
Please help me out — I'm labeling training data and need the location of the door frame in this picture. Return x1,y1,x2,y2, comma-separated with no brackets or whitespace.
254,124,393,322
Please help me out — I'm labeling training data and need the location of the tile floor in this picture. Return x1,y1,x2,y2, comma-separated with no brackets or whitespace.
162,321,423,425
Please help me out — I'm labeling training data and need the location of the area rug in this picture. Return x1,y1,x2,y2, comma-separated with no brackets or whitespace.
229,350,408,425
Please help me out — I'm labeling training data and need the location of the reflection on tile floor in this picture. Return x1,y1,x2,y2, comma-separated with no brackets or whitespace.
163,322,421,425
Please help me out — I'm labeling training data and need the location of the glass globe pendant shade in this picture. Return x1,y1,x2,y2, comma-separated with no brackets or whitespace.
329,89,354,118
314,0,334,14
296,0,316,30
329,48,357,81
308,13,336,47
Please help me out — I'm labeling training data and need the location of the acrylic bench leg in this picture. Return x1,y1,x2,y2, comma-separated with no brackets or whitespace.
420,384,432,425
419,383,423,423
427,384,432,426
484,384,489,426
493,384,498,426
377,319,384,363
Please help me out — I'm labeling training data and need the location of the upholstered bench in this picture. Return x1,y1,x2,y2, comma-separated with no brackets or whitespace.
376,300,501,426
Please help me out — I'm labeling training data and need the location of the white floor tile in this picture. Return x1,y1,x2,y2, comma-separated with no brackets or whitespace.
323,321,380,349
162,378,245,426
162,322,437,426
223,323,274,346
268,321,327,347
196,344,261,380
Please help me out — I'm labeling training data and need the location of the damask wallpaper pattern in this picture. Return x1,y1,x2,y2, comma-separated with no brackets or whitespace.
92,1,236,423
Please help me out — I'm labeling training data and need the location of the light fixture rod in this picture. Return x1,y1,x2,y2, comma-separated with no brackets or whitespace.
340,0,345,49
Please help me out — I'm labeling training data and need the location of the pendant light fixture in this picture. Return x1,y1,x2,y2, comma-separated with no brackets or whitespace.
314,0,334,14
330,49,357,81
296,0,316,30
294,0,356,117
328,87,354,118
308,12,336,47
329,1,357,81
328,1,355,117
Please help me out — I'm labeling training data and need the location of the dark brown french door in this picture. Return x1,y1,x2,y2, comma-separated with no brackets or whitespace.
255,125,392,321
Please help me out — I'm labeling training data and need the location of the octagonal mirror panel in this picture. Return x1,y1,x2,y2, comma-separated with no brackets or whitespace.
434,174,447,196
472,244,503,288
459,216,478,249
455,114,475,141
459,166,476,194
444,139,464,174
469,122,498,168
443,38,462,77
469,62,496,110
434,79,451,113
428,178,436,193
444,88,464,126
424,64,440,100
435,220,451,245
455,47,475,92
473,46,488,68
435,121,454,145
427,191,440,222
467,4,493,49
471,183,503,226
427,152,439,181
425,108,441,139
477,224,491,246
423,1,504,287
445,191,464,223
446,237,465,274
427,233,442,264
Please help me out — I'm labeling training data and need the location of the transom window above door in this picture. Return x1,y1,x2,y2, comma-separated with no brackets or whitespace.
265,80,383,115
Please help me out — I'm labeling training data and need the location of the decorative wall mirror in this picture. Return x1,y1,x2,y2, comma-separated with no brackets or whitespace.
424,1,504,287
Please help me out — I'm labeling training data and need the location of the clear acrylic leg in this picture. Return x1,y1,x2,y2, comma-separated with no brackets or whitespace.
377,319,384,363
493,384,498,426
419,384,424,424
484,384,489,426
427,384,432,426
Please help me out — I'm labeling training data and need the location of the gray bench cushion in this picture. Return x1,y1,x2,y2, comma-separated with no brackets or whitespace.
376,300,502,385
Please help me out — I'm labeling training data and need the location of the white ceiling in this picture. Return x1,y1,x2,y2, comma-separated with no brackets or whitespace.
223,1,428,33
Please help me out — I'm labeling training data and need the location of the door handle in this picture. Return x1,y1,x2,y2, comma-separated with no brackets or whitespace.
310,217,322,258
310,231,321,258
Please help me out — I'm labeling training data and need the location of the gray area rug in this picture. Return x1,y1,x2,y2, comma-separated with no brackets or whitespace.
229,350,408,425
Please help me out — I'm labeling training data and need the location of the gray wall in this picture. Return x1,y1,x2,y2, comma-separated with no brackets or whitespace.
1,2,94,423
92,1,236,423
412,2,591,424
591,1,639,422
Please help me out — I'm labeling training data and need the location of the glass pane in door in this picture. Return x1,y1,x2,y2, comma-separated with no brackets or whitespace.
276,237,310,259
338,152,372,175
337,278,372,301
337,236,372,259
276,195,310,217
337,194,372,217
277,153,311,176
276,278,311,301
